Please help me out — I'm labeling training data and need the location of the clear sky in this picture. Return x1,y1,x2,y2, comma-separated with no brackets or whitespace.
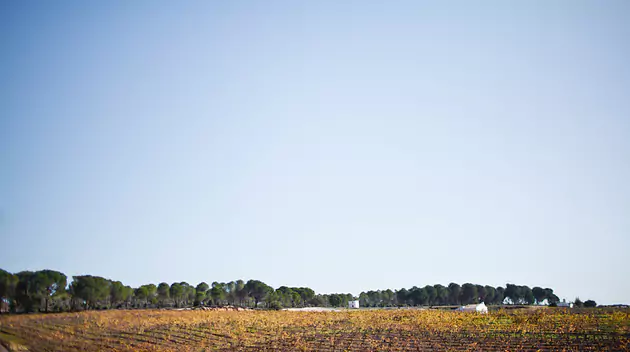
1,1,629,304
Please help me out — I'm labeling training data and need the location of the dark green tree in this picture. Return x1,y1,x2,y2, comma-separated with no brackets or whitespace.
169,283,184,307
0,269,18,313
110,281,131,308
484,286,496,304
136,284,157,306
504,284,520,304
395,288,408,306
225,281,237,305
245,280,272,308
157,282,170,307
476,285,487,303
195,282,209,305
329,294,343,307
522,286,534,305
235,280,247,306
15,270,67,312
292,287,315,306
495,286,505,304
409,286,428,306
424,285,436,306
210,282,225,306
461,283,478,305
70,275,110,310
448,283,461,305
532,287,546,304
544,288,559,304
434,285,449,305
38,270,67,313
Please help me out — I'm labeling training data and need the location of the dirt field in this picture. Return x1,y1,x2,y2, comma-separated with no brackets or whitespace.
0,308,628,351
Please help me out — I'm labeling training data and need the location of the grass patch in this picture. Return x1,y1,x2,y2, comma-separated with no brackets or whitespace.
0,331,29,351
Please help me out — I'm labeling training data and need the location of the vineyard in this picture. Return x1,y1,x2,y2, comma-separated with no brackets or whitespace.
0,308,628,351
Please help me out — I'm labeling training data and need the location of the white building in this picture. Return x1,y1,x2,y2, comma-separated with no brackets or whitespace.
557,299,573,308
348,300,360,309
456,302,488,313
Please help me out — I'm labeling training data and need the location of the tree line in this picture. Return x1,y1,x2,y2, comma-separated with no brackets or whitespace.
358,283,561,307
0,268,578,313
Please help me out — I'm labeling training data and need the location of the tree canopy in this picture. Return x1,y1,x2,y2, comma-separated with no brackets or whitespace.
0,267,591,313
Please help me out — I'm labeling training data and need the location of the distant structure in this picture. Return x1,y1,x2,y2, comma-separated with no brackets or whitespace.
348,300,360,309
557,299,574,308
456,302,488,313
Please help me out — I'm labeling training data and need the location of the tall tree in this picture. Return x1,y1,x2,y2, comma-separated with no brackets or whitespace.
169,283,184,307
291,291,302,307
521,286,534,305
382,289,395,306
123,285,134,308
396,288,409,306
409,286,428,306
504,284,520,304
235,280,247,306
433,285,449,305
424,285,436,306
544,288,559,304
225,281,237,305
195,282,209,305
210,282,225,306
292,287,315,306
276,286,295,307
0,269,18,313
532,287,546,304
245,280,272,308
70,275,110,310
180,282,195,306
484,286,496,304
138,284,157,306
495,286,505,304
134,287,148,307
38,270,67,313
15,271,36,312
15,270,67,312
157,283,170,307
328,294,343,307
461,283,478,305
110,281,131,308
476,285,487,303
448,283,461,305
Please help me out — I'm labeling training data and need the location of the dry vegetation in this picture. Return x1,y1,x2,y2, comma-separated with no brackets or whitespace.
1,308,629,351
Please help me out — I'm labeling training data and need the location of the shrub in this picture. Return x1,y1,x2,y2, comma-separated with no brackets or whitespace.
268,301,283,310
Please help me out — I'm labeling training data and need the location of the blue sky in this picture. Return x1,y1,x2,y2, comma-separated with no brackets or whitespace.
1,1,629,304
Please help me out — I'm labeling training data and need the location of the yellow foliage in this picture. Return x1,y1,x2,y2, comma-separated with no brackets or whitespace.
0,308,628,351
